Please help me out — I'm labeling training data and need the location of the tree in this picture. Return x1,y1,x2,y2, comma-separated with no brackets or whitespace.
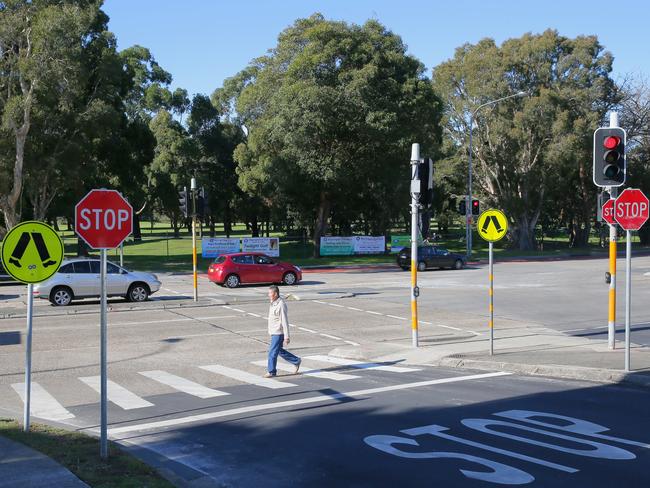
433,30,619,249
217,14,441,256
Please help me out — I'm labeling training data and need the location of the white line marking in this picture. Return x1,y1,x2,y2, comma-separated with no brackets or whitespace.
305,355,421,373
365,310,383,315
12,383,75,421
320,333,343,341
328,303,345,308
247,312,262,318
386,315,406,320
298,327,317,333
313,300,327,304
139,371,229,399
165,332,231,340
344,340,361,346
199,364,296,389
420,320,464,332
347,307,363,311
107,372,511,435
79,377,154,410
251,361,360,381
193,315,239,320
230,308,246,313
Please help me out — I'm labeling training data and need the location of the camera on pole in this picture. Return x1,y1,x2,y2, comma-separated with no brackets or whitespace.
593,127,626,187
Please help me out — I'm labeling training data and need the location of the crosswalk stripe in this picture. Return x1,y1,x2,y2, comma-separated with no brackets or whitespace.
251,361,360,381
304,355,421,373
199,364,296,389
79,376,154,410
11,383,75,421
138,371,229,399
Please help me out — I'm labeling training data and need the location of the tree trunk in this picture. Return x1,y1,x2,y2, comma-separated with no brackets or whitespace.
513,214,537,250
133,214,142,241
312,191,331,257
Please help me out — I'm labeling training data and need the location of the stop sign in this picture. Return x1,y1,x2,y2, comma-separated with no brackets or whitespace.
75,189,133,249
614,188,649,231
602,199,616,225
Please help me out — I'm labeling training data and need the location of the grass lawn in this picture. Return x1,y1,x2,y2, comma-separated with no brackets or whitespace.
0,419,173,488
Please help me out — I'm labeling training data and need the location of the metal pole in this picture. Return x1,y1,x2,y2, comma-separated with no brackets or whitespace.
119,243,124,268
23,283,34,432
100,249,108,459
192,215,198,302
410,143,420,347
467,117,473,258
489,242,494,355
625,230,632,371
608,112,619,350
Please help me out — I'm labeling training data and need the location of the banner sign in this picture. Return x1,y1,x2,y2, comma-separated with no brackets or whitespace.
202,237,241,258
390,235,411,253
242,237,280,257
320,236,355,256
354,236,385,254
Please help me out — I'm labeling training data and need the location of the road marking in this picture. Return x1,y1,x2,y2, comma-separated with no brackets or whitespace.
199,364,296,389
251,361,360,381
11,382,75,421
298,326,317,333
247,312,262,318
344,340,361,346
193,315,239,320
320,333,344,341
165,332,231,340
366,310,383,315
230,308,246,313
347,307,363,311
313,300,327,304
305,355,421,373
107,372,511,435
386,314,406,320
139,371,229,398
79,377,154,410
420,320,464,332
328,303,345,308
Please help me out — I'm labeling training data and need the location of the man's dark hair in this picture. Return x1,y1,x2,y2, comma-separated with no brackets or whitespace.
269,285,280,297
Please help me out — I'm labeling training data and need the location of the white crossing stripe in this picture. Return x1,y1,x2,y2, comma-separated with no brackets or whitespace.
251,361,360,381
199,364,296,389
79,376,154,410
11,383,75,421
139,371,229,399
304,355,421,373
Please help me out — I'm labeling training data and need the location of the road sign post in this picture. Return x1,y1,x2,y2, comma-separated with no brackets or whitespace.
476,209,508,355
410,143,420,347
1,221,64,432
75,189,133,459
614,188,649,372
601,194,618,350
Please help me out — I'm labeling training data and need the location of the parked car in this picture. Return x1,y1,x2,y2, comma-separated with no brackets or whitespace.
208,252,302,288
33,258,161,306
0,259,20,284
396,246,466,271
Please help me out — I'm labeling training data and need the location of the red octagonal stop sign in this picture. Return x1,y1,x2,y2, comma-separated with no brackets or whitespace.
614,188,649,231
75,189,133,249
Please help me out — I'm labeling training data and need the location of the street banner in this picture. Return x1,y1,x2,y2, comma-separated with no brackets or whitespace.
354,236,385,254
320,236,355,255
242,237,280,257
202,237,240,258
390,235,422,253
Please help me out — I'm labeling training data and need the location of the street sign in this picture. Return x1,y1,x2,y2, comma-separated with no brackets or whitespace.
1,221,64,283
477,209,508,242
614,188,649,231
75,189,133,249
602,199,616,225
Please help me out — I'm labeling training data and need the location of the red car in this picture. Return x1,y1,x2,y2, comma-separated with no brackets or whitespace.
208,252,302,288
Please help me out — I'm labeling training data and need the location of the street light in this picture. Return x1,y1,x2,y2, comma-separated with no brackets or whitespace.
466,91,527,257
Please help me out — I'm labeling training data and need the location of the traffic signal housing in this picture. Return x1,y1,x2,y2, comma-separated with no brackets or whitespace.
593,127,626,187
417,157,434,208
178,188,189,218
458,199,466,215
472,199,480,215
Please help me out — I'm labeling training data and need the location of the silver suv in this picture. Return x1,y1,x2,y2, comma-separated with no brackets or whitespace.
34,258,161,306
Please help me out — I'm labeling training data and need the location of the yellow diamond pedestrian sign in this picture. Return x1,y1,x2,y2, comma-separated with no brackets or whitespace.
477,209,508,242
1,221,64,284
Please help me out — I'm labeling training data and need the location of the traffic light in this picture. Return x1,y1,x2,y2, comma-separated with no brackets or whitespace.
418,157,434,208
472,199,480,215
458,199,466,215
196,187,209,218
593,127,626,187
178,187,189,218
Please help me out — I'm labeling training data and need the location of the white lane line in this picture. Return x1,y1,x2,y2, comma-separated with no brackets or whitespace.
110,318,193,327
365,310,383,316
344,340,361,346
313,300,327,304
420,320,465,332
165,332,231,340
230,308,246,313
251,361,360,381
347,307,363,311
305,355,421,373
108,372,511,435
386,314,406,320
247,312,262,318
79,377,154,410
193,315,239,320
328,303,345,308
199,364,296,389
12,383,75,421
320,333,344,341
298,327,317,333
139,371,229,399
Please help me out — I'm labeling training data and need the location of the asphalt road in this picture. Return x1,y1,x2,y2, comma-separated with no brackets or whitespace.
1,256,649,486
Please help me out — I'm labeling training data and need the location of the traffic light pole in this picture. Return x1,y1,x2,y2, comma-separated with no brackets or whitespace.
191,181,198,303
410,144,420,348
607,112,619,350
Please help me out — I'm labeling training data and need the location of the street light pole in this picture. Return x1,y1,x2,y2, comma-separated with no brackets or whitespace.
467,91,527,258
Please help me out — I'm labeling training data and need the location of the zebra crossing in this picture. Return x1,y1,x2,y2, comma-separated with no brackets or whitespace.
8,355,425,423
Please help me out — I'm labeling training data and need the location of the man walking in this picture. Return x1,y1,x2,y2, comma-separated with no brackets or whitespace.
265,285,301,378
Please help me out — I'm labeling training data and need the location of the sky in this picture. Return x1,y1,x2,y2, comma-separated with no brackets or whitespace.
103,0,649,98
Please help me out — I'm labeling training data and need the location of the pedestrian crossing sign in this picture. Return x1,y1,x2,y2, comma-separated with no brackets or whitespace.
1,221,64,284
477,209,508,242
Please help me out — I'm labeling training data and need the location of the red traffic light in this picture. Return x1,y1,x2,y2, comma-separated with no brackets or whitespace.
603,136,620,150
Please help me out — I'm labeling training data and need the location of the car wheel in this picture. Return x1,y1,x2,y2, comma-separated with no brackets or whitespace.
282,272,297,285
50,286,73,306
225,274,240,288
417,261,426,272
127,283,149,302
454,259,464,270
400,266,409,271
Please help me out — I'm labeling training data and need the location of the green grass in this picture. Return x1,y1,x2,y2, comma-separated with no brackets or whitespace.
0,419,173,488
